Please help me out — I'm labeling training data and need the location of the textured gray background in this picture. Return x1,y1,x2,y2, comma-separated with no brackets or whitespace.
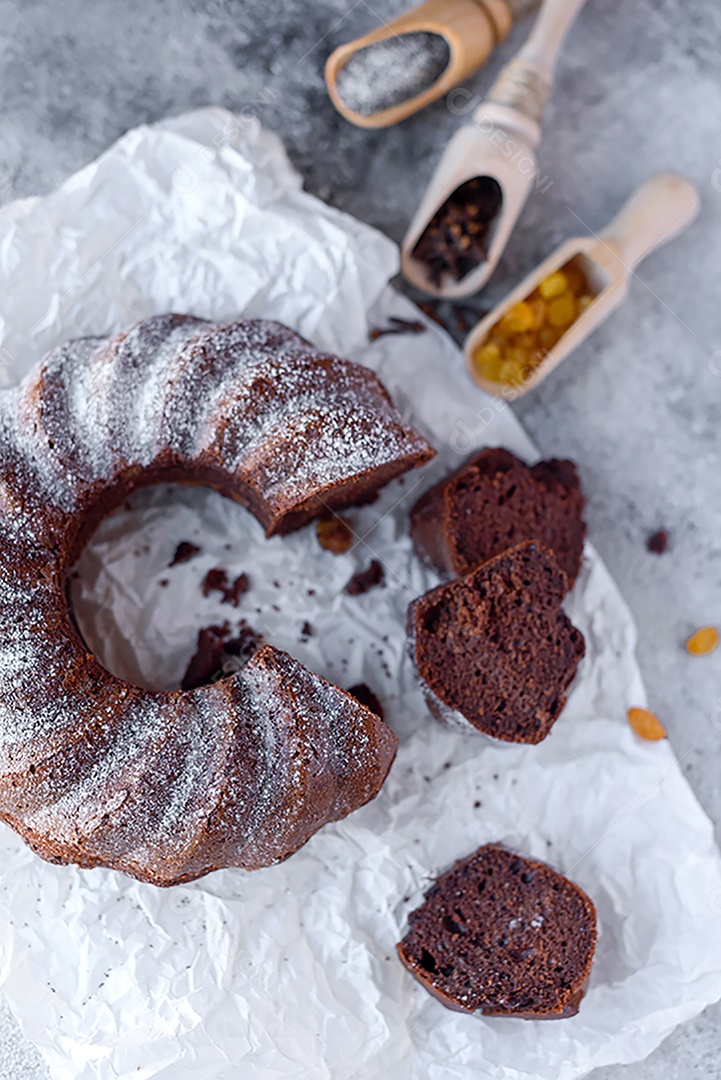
0,0,719,1076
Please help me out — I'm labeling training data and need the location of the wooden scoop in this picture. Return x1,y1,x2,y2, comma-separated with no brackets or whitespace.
464,173,701,398
325,0,539,130
401,0,588,298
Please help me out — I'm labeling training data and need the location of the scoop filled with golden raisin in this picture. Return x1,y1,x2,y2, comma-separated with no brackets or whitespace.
463,174,700,398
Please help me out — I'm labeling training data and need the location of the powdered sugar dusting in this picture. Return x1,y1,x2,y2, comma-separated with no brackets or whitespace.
0,315,414,883
1,315,430,521
14,646,393,884
22,695,168,839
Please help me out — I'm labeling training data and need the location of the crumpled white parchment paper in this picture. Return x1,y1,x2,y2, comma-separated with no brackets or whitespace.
0,107,720,1080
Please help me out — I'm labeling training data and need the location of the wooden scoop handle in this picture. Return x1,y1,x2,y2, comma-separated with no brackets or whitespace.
599,173,700,272
516,0,589,81
486,0,588,121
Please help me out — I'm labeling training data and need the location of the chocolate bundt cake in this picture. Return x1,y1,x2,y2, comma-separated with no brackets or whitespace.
408,542,585,743
411,447,586,588
0,313,435,885
397,844,598,1018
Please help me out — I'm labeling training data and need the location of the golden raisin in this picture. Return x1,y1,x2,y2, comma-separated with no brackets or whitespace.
686,626,719,656
547,293,578,328
503,346,527,367
499,301,535,335
317,517,353,554
491,323,512,343
627,707,667,741
513,332,537,350
472,341,500,362
498,359,525,385
563,262,587,294
473,343,504,382
539,271,568,299
538,325,563,350
477,258,592,388
529,297,547,329
475,341,501,362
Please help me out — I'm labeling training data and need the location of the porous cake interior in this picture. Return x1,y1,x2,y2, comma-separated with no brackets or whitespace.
416,544,583,742
448,452,584,584
398,844,597,1017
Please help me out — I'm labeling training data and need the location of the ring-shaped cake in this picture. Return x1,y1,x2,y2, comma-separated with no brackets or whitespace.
0,314,435,885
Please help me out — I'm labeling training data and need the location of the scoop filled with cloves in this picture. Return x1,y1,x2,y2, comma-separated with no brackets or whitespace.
401,0,588,298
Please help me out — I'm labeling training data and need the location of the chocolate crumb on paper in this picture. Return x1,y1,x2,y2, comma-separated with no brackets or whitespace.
345,559,385,595
181,622,230,690
181,621,262,690
202,568,250,606
169,541,201,566
647,529,669,554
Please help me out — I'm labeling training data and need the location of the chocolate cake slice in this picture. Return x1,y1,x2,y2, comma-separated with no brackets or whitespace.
408,541,585,743
397,844,597,1019
410,447,586,588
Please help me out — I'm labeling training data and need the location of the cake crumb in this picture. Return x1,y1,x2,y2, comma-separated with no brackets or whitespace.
169,541,201,566
345,559,384,595
202,568,250,606
646,529,669,554
181,620,262,690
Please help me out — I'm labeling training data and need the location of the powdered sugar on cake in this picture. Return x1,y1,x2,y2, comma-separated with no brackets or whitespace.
0,315,422,884
2,315,431,520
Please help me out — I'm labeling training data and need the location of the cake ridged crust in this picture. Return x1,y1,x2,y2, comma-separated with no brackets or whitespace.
408,542,585,744
0,314,433,885
410,447,586,588
397,844,598,1019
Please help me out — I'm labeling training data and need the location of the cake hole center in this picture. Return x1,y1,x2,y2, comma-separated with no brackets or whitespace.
69,482,271,692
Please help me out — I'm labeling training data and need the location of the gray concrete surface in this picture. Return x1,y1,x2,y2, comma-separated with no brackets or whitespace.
0,0,720,1076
